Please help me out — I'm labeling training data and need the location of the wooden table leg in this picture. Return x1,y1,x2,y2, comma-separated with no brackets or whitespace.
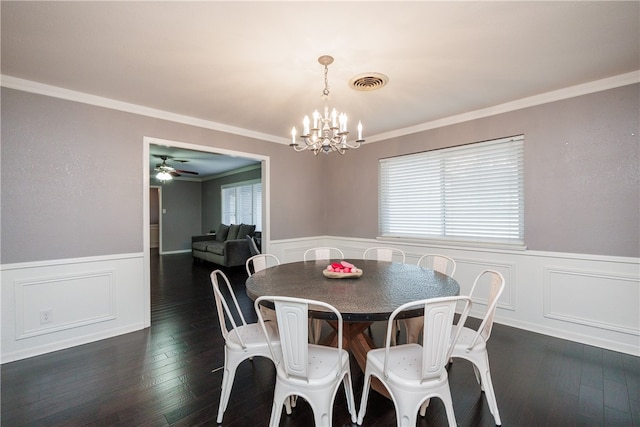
322,320,391,399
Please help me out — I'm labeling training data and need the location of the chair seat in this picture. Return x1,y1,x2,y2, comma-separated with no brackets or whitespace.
273,344,351,384
451,326,487,353
225,322,279,350
367,344,448,384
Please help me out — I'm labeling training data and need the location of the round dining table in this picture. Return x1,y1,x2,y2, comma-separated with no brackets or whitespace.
245,258,460,398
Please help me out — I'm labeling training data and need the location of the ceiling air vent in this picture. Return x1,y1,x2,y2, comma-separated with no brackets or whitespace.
349,72,389,91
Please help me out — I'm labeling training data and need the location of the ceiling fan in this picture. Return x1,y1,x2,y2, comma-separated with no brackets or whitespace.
153,155,199,181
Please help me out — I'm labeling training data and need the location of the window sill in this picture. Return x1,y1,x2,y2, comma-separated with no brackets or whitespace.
376,236,527,252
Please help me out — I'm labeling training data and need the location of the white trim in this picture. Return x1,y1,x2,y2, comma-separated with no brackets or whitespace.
2,71,638,145
0,75,287,144
2,323,145,364
2,253,146,363
160,249,192,255
367,71,640,142
15,270,117,339
0,252,144,271
142,136,271,325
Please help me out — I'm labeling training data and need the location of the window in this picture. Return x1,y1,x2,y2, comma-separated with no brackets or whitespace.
379,135,524,246
222,180,262,230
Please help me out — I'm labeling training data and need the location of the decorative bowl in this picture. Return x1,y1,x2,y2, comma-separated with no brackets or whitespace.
323,269,363,279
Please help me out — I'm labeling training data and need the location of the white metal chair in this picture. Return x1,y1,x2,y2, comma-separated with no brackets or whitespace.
303,247,345,262
255,296,358,427
357,296,471,427
246,254,281,323
303,247,345,343
395,254,458,345
362,246,406,339
246,234,261,256
416,254,457,276
245,253,280,277
210,269,283,424
362,246,406,263
449,270,505,426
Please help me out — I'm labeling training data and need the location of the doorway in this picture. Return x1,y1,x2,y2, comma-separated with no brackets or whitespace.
142,136,270,327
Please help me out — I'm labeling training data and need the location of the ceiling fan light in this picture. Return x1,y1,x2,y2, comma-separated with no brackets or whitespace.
156,171,173,182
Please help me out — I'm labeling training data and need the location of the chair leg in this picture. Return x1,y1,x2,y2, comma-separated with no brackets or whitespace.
284,396,292,415
269,385,287,427
476,361,502,425
356,372,373,425
216,354,238,423
419,398,430,417
473,364,482,388
395,398,419,427
342,371,358,423
439,388,457,427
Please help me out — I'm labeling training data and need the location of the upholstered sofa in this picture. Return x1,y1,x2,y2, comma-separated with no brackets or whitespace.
191,223,256,267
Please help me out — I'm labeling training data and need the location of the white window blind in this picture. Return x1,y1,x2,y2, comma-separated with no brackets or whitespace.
379,135,524,245
221,180,262,230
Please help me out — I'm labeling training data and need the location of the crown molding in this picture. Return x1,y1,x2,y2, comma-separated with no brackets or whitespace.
0,75,287,144
2,71,638,145
366,70,640,143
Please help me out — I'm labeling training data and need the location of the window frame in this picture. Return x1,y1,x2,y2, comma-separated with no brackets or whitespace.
378,135,525,249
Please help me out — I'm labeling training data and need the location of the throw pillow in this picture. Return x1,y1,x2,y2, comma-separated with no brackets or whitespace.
215,224,230,242
238,223,256,239
227,223,241,240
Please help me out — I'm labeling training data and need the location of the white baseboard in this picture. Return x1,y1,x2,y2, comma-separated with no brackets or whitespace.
1,323,145,364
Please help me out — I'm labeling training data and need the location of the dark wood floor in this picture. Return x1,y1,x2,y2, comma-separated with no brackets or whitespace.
2,250,638,426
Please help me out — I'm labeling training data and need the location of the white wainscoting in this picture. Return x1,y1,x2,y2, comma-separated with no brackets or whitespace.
268,236,640,356
1,253,145,363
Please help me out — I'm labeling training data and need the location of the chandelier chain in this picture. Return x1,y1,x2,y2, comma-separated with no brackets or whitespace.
323,64,330,97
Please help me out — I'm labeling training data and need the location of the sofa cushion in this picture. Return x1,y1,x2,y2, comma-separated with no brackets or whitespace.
206,241,225,255
238,223,256,239
227,223,241,240
215,224,230,242
192,240,212,252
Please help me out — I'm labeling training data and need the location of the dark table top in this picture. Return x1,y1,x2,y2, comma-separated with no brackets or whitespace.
245,259,460,322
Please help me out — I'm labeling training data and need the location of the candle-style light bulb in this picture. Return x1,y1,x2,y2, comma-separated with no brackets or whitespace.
303,115,310,135
291,127,297,144
358,121,363,140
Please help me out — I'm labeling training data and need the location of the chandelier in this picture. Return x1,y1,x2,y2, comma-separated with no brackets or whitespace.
290,55,364,155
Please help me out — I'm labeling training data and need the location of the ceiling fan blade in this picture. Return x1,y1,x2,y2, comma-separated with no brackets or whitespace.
175,169,198,175
169,171,181,177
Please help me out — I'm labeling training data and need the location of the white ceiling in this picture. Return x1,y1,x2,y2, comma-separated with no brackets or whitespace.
2,1,639,176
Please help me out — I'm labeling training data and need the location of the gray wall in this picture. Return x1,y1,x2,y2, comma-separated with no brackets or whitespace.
2,83,638,264
324,84,639,258
201,167,262,234
160,180,202,251
1,87,325,264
